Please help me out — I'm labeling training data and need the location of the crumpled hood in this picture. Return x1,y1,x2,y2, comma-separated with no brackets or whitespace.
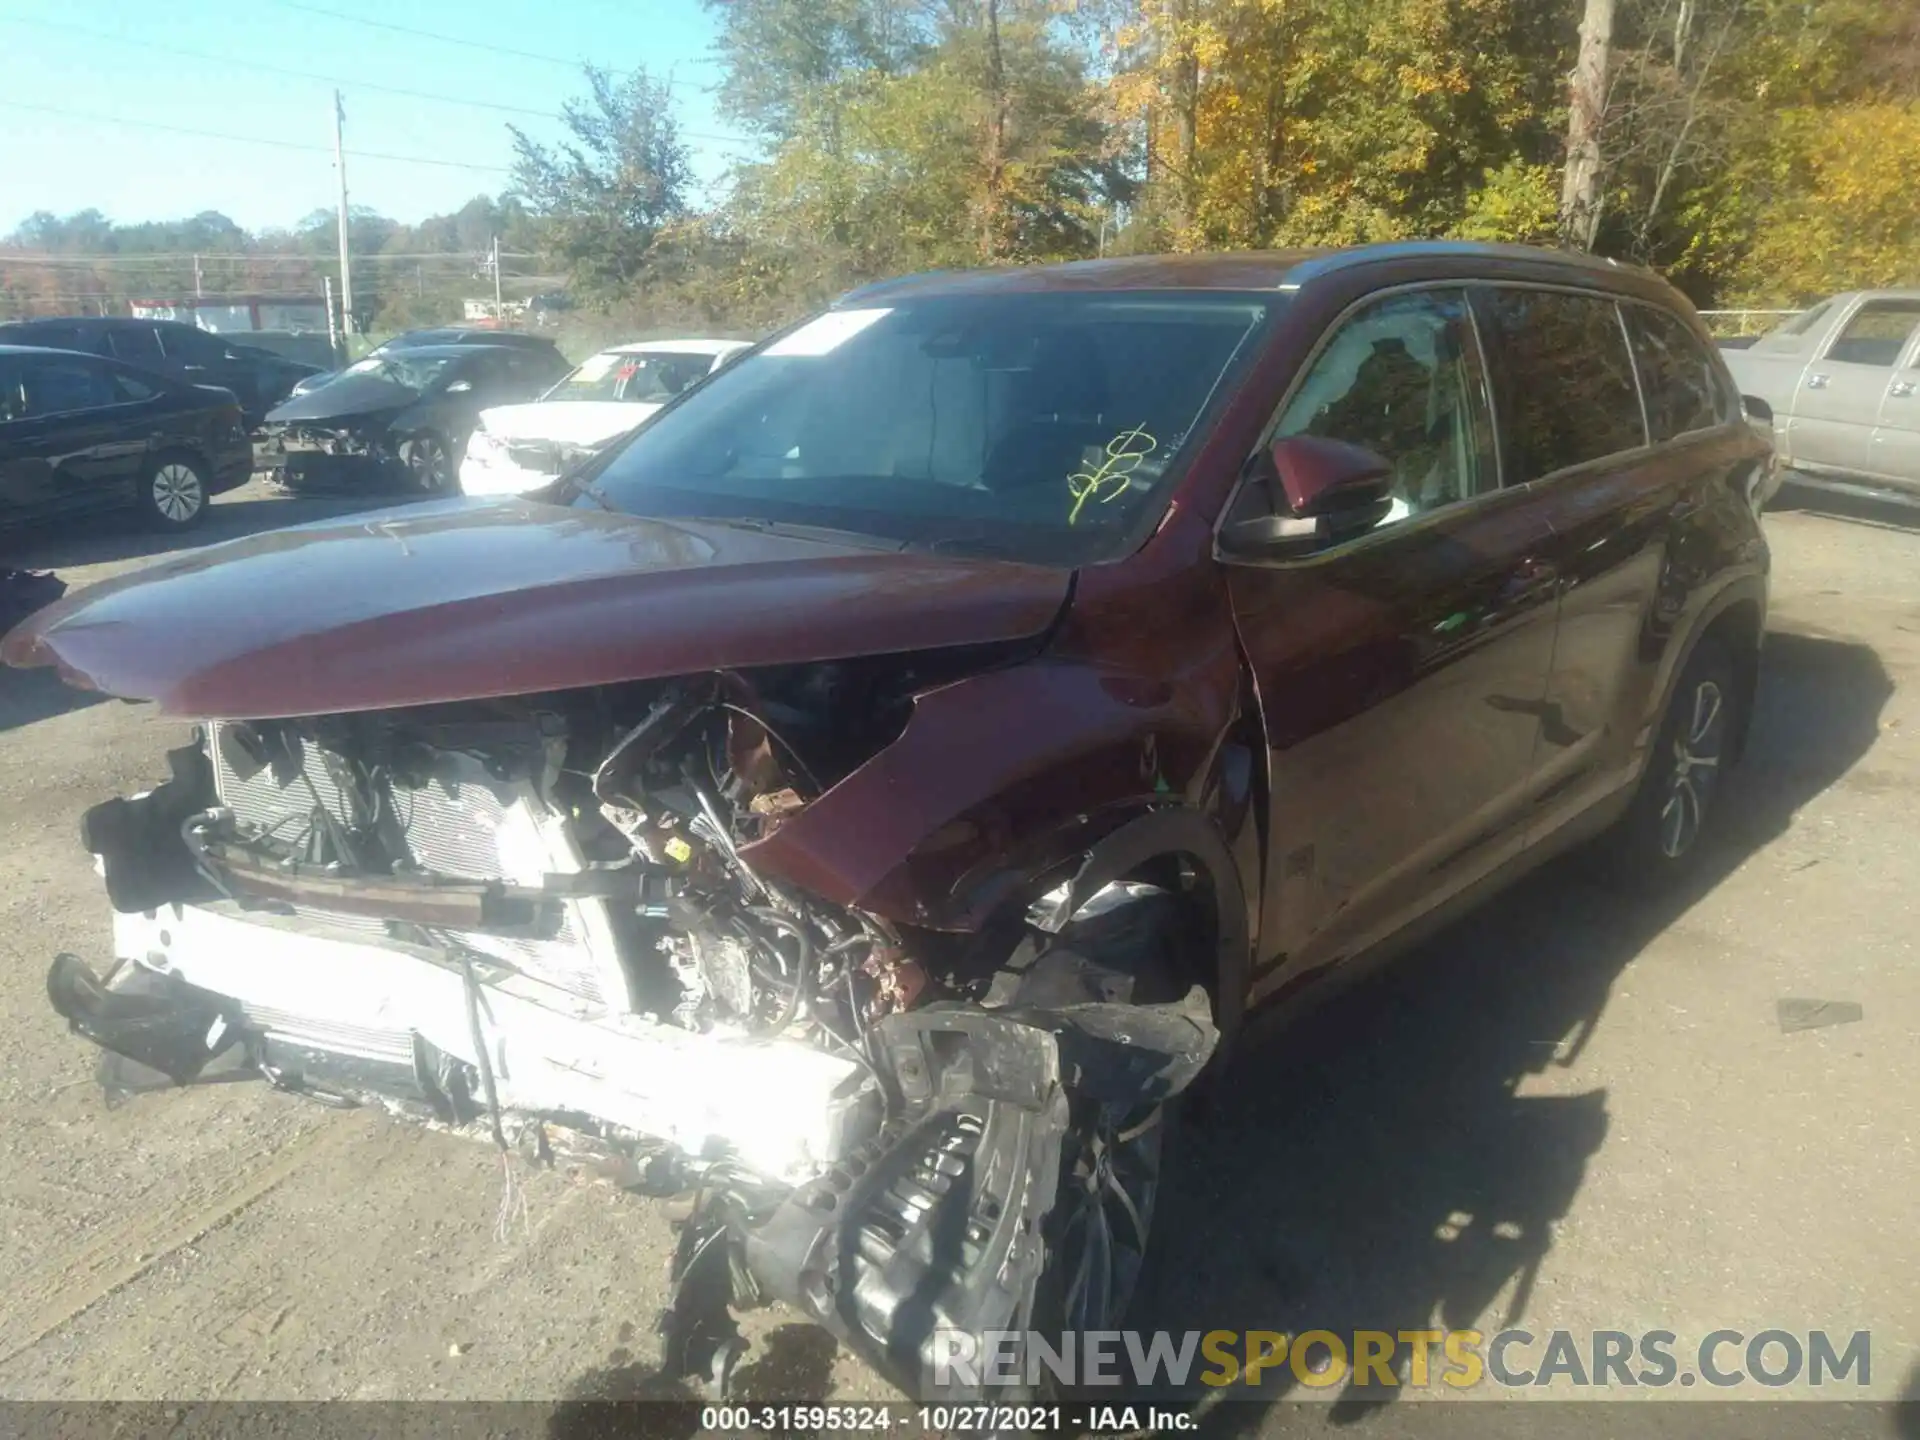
266,373,417,424
476,400,662,449
1,498,1072,720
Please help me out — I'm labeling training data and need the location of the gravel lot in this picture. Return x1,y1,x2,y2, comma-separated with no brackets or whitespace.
1,478,1917,1426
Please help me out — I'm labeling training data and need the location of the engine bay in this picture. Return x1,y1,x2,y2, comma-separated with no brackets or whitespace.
55,652,1221,1401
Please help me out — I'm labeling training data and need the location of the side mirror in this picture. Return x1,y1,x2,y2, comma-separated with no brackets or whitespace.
1220,434,1397,558
1742,394,1774,425
445,379,475,394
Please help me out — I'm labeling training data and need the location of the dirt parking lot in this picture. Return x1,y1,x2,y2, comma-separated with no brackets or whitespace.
1,479,1917,1427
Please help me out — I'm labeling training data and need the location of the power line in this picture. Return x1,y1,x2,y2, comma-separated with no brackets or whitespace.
0,17,756,149
0,100,512,173
1,17,559,119
265,0,593,68
1,252,544,266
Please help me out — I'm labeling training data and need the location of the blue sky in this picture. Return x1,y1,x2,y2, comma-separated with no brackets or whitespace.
0,0,753,235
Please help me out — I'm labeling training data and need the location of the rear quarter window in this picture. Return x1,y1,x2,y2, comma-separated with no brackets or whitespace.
109,370,162,403
1625,305,1733,440
107,325,167,367
1473,287,1647,482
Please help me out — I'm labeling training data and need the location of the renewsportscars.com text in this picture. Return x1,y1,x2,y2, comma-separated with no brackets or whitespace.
929,1328,1873,1392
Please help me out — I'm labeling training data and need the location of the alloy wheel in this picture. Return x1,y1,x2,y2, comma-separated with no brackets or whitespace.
408,435,449,492
151,462,205,524
1659,678,1726,858
1055,1101,1165,1332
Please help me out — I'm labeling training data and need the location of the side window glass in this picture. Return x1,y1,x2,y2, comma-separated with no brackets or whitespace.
157,325,223,364
1625,306,1728,440
1474,288,1645,481
1824,302,1920,367
30,325,85,352
108,326,166,368
22,358,114,416
110,371,160,403
1271,288,1499,528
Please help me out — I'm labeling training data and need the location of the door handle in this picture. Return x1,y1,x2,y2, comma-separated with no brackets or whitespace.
1806,373,1830,390
1892,381,1917,398
1501,558,1560,601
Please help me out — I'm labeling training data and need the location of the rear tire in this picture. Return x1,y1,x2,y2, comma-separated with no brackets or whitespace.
1600,635,1741,886
140,453,209,531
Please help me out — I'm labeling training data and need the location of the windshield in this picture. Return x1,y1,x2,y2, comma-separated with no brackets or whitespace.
570,294,1274,563
544,349,718,404
341,353,456,393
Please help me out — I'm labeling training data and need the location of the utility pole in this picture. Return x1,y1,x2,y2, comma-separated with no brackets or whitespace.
1559,0,1616,251
332,89,355,335
491,234,502,322
193,254,203,298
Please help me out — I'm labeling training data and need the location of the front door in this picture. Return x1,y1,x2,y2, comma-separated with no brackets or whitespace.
1224,286,1561,992
1788,297,1920,475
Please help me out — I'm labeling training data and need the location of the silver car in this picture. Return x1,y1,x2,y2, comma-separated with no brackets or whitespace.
1723,290,1920,499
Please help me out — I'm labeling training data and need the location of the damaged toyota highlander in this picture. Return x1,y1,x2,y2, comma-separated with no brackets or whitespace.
1,243,1770,1400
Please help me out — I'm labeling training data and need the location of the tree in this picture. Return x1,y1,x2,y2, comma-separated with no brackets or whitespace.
1560,0,1616,249
509,67,693,300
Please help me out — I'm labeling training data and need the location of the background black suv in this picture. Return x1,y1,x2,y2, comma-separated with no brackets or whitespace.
0,317,321,427
283,326,566,399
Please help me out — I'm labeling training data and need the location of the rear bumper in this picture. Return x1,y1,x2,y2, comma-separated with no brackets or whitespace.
210,445,254,496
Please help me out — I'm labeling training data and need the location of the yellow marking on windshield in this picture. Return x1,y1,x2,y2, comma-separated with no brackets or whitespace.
1066,424,1156,524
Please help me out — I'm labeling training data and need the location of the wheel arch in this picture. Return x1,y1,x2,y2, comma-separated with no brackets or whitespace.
1022,803,1252,1058
1696,593,1764,763
1638,571,1766,778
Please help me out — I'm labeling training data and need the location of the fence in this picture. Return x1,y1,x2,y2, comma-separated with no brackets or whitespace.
1698,308,1801,339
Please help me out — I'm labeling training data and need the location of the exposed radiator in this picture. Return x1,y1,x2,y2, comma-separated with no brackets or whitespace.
207,723,627,1010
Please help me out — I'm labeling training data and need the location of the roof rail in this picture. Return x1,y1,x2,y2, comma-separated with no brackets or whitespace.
1278,240,1645,289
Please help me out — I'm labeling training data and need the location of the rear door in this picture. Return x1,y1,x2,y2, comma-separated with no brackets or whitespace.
0,353,57,526
1867,314,1920,489
156,323,257,412
1506,292,1752,839
1226,285,1562,991
1788,298,1920,475
15,353,153,515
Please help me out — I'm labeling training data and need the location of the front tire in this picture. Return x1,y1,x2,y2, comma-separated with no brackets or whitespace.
140,454,209,531
1603,635,1740,885
398,432,452,493
1021,894,1195,1360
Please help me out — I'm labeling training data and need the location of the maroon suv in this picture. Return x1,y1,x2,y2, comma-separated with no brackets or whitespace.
2,242,1772,1399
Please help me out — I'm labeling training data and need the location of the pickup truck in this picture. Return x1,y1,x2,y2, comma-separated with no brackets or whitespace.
1722,290,1920,499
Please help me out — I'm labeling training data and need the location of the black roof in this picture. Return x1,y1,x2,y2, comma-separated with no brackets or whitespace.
0,315,188,331
389,327,558,349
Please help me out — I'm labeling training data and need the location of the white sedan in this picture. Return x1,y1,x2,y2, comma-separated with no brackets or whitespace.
459,338,750,496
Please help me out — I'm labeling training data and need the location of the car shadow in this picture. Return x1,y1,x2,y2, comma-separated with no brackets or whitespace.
0,490,409,572
1116,623,1893,1430
1773,475,1920,533
0,662,107,734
